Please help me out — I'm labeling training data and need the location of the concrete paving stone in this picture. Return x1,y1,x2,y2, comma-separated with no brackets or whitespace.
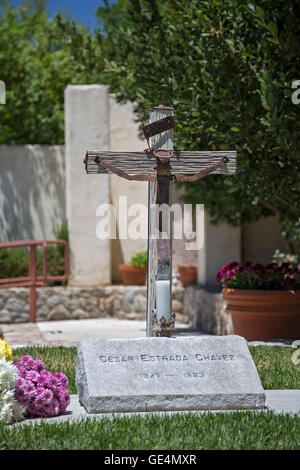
11,390,300,427
248,339,298,348
1,318,299,348
1,318,203,347
0,322,46,346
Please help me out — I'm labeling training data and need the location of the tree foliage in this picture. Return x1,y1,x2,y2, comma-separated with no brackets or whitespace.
0,0,104,144
96,0,300,254
0,0,299,254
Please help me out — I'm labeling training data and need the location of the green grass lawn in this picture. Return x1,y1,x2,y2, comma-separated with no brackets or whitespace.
1,412,300,450
0,345,299,450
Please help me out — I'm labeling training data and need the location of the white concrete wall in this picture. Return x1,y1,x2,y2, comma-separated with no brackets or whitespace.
242,216,287,263
0,145,65,241
198,212,242,287
109,97,148,282
65,85,111,286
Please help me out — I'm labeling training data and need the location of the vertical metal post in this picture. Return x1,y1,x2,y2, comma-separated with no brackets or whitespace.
29,245,37,323
146,105,174,337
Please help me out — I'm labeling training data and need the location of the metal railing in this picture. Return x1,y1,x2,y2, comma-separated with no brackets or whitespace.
0,240,69,322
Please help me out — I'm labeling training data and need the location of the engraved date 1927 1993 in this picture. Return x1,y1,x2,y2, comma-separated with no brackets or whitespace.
141,371,205,379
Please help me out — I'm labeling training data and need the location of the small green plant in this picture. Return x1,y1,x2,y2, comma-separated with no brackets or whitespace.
130,251,148,268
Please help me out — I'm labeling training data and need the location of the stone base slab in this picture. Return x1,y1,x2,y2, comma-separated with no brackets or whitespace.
76,336,266,413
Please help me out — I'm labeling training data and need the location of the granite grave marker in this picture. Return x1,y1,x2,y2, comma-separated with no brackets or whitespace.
76,335,266,413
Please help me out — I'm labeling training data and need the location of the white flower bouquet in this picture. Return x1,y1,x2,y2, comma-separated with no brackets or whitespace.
0,357,25,424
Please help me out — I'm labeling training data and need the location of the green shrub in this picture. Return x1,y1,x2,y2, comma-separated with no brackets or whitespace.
0,221,68,285
130,251,148,268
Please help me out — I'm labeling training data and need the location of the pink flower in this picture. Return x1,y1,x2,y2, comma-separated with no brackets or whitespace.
57,388,70,413
36,370,57,389
26,370,40,384
34,388,54,410
22,380,36,400
14,364,27,378
15,387,28,404
20,355,36,369
36,372,49,387
54,372,69,389
35,387,53,402
27,402,38,416
43,399,60,417
16,377,27,389
14,354,70,418
33,358,45,373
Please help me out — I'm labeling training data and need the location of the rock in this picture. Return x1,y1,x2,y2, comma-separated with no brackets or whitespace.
126,313,137,320
79,298,87,310
36,305,49,319
46,296,63,308
106,295,114,312
11,313,30,323
133,295,146,313
5,297,29,313
0,309,11,323
73,309,89,319
48,304,72,321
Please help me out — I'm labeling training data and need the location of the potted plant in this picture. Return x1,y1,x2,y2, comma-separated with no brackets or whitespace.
216,258,300,341
178,266,198,286
118,251,148,285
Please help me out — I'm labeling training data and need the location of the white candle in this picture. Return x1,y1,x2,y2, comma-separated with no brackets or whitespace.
155,280,171,321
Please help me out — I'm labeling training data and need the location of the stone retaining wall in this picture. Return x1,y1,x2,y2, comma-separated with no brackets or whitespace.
0,285,232,335
183,286,233,335
0,286,185,323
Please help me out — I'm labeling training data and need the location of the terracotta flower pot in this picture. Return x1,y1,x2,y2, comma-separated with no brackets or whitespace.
222,288,300,341
178,266,197,286
118,264,147,286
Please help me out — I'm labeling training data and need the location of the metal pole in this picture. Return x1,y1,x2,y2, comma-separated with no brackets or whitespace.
29,245,37,323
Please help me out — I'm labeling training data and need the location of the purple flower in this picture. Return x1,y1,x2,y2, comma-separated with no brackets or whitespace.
23,380,36,399
227,261,239,270
217,258,300,290
253,263,264,271
14,364,27,378
282,278,297,289
15,387,28,404
244,261,253,268
43,399,60,417
34,387,54,409
54,372,69,389
34,358,45,373
56,387,70,413
27,402,38,417
20,355,36,370
26,370,40,384
36,370,58,389
266,262,278,269
14,354,70,418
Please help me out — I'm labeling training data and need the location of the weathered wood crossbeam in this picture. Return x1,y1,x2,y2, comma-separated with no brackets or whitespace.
84,150,237,176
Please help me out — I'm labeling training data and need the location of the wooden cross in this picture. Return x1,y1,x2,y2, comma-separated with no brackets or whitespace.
84,105,237,337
